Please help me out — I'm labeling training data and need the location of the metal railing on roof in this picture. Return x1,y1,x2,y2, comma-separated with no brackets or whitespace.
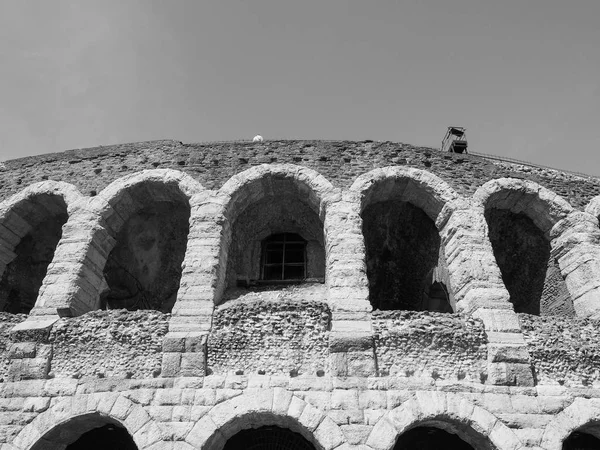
468,150,599,180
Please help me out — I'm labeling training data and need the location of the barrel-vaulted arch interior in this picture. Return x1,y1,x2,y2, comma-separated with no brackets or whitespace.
219,165,331,302
354,168,457,312
97,176,191,313
479,180,574,316
0,192,69,314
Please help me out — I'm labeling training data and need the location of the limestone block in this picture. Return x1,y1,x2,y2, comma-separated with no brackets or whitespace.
488,345,531,364
133,420,163,449
358,390,387,410
158,422,194,441
314,417,345,450
473,309,521,333
161,353,182,378
272,388,293,415
123,405,152,434
110,395,133,420
8,343,36,359
287,396,307,420
162,333,187,353
488,420,524,450
365,418,397,450
341,425,372,445
328,409,364,425
298,402,324,431
488,362,534,387
331,390,359,410
185,413,220,447
155,389,183,406
180,353,205,377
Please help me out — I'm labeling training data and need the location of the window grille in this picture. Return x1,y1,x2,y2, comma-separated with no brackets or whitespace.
261,233,306,281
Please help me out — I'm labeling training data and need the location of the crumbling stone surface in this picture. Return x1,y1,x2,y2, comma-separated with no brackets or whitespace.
103,202,190,312
372,311,488,382
0,312,26,381
207,297,330,376
520,314,600,386
49,309,168,379
1,140,599,209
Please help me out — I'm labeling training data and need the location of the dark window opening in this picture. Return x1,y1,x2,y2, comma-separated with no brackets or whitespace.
223,426,315,450
261,233,307,282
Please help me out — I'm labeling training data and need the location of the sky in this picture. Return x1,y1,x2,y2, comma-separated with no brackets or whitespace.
1,0,599,175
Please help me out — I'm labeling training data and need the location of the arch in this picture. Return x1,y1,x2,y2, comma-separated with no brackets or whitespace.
473,178,573,235
585,195,600,222
475,178,574,316
187,389,345,450
366,391,523,450
541,399,600,450
350,167,459,311
10,393,160,450
217,165,337,298
0,181,83,313
350,166,460,224
220,164,337,222
87,169,202,312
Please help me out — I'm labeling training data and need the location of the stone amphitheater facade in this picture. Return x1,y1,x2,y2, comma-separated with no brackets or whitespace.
1,140,600,449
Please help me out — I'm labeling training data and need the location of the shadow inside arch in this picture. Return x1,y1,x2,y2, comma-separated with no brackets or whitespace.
30,413,137,450
203,412,325,450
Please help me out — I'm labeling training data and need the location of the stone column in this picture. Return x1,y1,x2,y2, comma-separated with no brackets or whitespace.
325,191,374,377
30,199,114,318
439,201,534,386
162,191,226,377
551,211,600,319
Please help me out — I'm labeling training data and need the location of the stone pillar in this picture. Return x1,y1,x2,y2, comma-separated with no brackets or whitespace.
551,211,600,319
31,201,113,318
162,191,225,377
325,191,374,377
439,202,534,386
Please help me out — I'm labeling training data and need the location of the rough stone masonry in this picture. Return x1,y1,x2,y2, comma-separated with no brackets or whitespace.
0,140,600,449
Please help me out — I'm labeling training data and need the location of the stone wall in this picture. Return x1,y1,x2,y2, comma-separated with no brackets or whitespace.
372,311,487,382
207,296,330,376
520,313,600,387
1,140,600,449
49,310,168,379
2,140,599,209
0,313,26,382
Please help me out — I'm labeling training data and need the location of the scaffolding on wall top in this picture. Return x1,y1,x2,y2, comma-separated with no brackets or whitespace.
441,127,468,154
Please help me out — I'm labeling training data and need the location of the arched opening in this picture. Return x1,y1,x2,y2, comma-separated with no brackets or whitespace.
362,199,451,311
99,181,190,312
393,426,474,450
223,426,316,450
485,208,573,316
563,431,600,450
30,414,137,450
0,193,68,314
224,175,325,300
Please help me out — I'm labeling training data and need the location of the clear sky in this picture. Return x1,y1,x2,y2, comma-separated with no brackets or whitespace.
1,0,599,175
